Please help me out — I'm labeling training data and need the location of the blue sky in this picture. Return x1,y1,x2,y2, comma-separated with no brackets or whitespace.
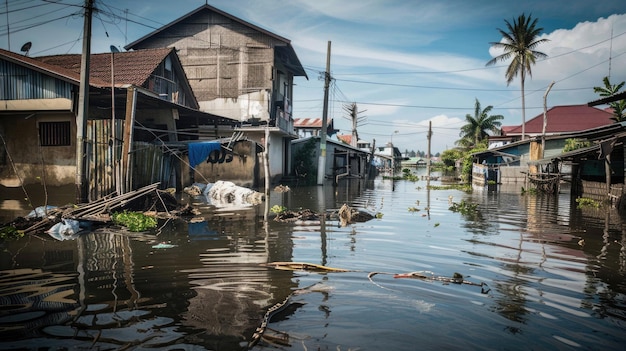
2,0,625,153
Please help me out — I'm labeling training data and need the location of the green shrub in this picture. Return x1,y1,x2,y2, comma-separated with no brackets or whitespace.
112,211,157,232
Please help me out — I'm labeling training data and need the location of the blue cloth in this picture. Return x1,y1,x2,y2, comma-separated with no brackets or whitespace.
188,142,221,167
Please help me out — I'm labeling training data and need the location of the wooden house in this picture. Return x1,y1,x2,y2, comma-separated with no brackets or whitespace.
0,47,241,201
124,4,308,183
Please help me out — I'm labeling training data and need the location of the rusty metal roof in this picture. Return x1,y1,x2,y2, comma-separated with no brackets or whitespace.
35,47,175,88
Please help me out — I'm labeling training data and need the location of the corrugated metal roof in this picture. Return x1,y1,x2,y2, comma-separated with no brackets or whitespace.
0,47,175,89
504,105,614,135
36,47,174,88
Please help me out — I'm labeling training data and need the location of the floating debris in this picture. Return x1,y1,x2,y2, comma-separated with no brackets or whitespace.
392,271,490,294
152,242,178,249
274,184,291,193
274,209,320,222
205,180,265,206
263,261,351,272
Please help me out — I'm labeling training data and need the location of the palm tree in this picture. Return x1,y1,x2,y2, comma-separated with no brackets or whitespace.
486,13,548,140
459,98,504,146
593,76,626,122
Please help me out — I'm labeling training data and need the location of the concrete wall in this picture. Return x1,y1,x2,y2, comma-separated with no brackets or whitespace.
499,166,527,184
190,140,259,188
0,113,76,187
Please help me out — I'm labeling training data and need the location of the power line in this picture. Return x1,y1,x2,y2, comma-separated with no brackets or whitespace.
333,30,626,77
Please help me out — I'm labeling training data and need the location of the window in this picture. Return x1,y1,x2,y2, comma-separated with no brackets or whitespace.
39,121,71,146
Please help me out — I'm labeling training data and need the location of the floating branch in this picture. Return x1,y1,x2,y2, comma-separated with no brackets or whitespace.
263,261,352,272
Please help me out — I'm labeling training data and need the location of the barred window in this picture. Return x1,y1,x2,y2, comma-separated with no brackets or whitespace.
39,121,71,146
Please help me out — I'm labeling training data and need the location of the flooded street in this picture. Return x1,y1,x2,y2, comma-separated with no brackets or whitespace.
1,168,626,350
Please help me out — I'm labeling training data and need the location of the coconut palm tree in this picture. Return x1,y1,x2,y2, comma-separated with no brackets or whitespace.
486,13,548,140
593,76,626,122
459,98,504,146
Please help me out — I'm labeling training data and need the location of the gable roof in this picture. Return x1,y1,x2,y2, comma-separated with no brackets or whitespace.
504,105,614,135
124,4,307,78
36,47,176,88
0,47,97,85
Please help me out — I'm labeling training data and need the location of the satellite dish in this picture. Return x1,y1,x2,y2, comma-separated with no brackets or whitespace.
20,42,32,56
110,45,120,53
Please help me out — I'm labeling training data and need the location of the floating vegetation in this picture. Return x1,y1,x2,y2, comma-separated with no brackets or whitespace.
434,222,440,227
270,205,287,214
375,212,384,219
449,200,481,221
428,184,472,193
0,225,24,242
575,197,601,209
402,169,420,182
521,186,538,195
408,207,420,212
111,211,158,232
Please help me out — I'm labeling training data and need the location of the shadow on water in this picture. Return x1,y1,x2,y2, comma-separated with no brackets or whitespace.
1,171,626,350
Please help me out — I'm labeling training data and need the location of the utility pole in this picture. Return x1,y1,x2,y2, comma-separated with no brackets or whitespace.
317,41,331,185
76,0,93,203
427,121,432,180
351,104,358,147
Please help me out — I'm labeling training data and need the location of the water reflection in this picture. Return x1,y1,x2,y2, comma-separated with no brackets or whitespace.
1,173,626,350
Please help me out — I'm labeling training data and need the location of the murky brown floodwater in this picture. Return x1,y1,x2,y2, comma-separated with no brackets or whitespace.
1,168,626,350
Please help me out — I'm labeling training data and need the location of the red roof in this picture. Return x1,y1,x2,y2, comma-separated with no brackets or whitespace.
337,134,352,144
504,105,615,135
294,118,333,128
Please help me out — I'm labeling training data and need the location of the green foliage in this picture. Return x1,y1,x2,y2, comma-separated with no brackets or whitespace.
459,99,504,145
575,197,601,209
563,138,591,153
449,199,481,221
293,138,318,185
270,205,287,214
401,168,420,182
441,148,463,168
0,226,24,241
593,76,626,122
434,222,440,227
428,184,472,193
112,211,157,232
521,186,538,195
408,207,420,212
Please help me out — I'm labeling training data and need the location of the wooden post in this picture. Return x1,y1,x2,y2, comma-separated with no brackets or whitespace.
121,87,137,194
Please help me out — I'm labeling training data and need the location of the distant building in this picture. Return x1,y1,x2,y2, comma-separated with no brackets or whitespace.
490,104,615,147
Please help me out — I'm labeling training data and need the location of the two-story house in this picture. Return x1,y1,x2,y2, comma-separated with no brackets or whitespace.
125,4,308,183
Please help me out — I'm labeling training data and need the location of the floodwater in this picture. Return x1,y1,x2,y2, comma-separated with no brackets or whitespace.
1,168,626,350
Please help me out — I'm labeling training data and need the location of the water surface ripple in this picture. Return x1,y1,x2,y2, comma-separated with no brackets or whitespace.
1,173,625,350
